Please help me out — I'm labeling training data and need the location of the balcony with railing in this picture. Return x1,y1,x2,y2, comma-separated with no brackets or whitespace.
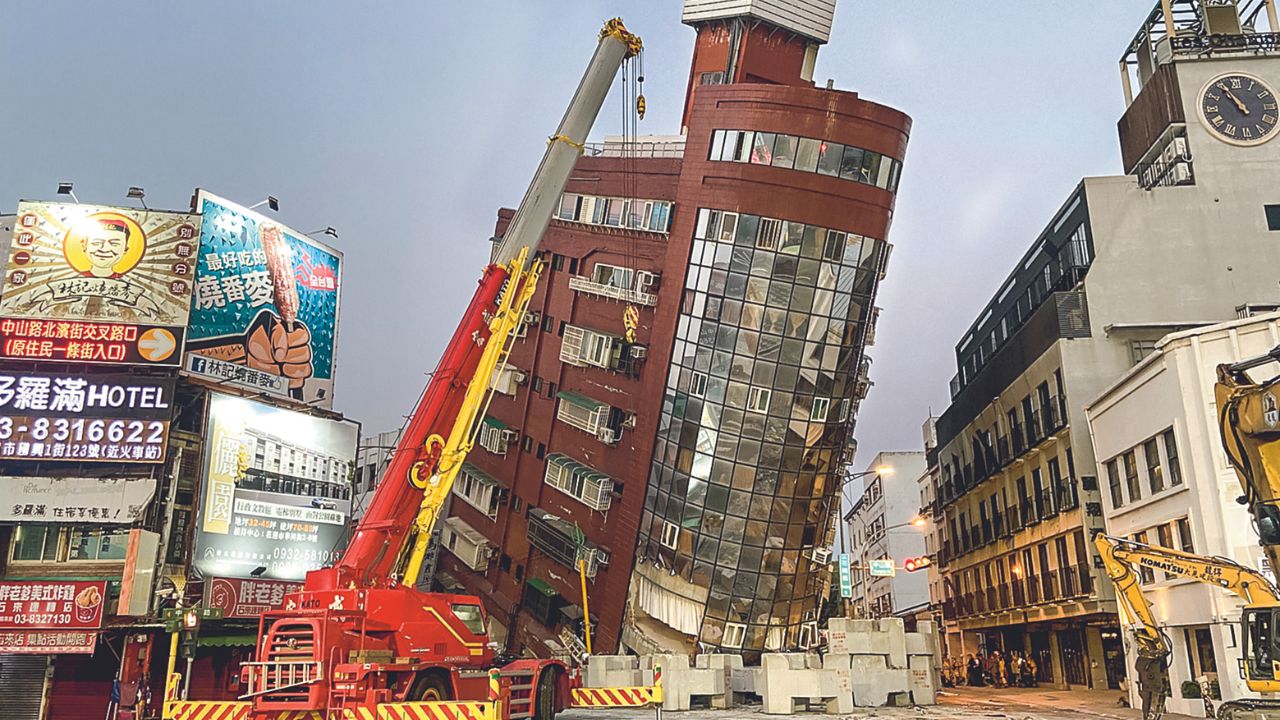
568,274,658,306
1058,477,1081,511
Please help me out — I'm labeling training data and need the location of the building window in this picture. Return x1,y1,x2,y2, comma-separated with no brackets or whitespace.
723,622,747,649
747,386,771,414
1122,450,1141,503
1133,532,1155,584
1106,459,1124,509
10,524,59,562
68,526,130,561
810,397,830,422
478,418,513,455
1266,204,1280,231
661,521,680,550
690,372,708,397
1176,516,1194,553
700,71,724,85
560,324,623,370
1163,429,1183,486
544,454,614,512
1143,437,1164,494
756,218,783,250
455,464,502,519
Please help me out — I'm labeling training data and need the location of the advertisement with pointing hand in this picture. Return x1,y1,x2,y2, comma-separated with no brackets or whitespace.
185,191,342,408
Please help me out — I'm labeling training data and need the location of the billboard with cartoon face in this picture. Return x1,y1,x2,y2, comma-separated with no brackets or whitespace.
0,202,200,366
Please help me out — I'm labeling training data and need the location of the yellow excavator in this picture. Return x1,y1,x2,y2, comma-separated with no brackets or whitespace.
1096,346,1280,720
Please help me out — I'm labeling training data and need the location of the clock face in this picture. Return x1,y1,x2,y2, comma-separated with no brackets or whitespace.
1199,73,1280,146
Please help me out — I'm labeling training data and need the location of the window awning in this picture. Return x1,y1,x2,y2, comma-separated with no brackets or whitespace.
546,453,610,484
459,463,499,486
527,578,558,597
444,515,489,545
197,634,257,648
481,416,507,430
556,390,607,412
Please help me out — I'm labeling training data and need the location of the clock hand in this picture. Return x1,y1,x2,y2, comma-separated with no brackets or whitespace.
1222,87,1251,115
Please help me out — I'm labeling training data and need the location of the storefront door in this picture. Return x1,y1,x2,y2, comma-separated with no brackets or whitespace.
1102,629,1126,690
1060,629,1090,686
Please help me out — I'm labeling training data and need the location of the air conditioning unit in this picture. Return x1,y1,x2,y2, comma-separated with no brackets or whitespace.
596,427,619,444
595,548,611,566
622,413,637,430
810,547,832,565
501,429,520,442
1163,136,1189,164
514,370,528,385
638,271,660,290
630,345,648,360
523,311,541,325
1172,163,1193,184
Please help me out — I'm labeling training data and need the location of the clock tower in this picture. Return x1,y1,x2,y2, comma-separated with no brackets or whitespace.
1118,0,1280,188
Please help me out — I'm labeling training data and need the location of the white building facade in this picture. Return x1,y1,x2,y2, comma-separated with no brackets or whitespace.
1086,313,1280,715
846,451,928,617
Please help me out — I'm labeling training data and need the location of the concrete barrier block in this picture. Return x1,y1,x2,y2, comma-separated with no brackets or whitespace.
908,653,938,705
878,618,908,669
850,667,909,707
585,654,642,688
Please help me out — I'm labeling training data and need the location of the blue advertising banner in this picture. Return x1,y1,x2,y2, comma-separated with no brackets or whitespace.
186,191,341,408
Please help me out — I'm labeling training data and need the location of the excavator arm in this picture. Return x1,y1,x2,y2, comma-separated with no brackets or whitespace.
1095,533,1280,718
1217,347,1280,576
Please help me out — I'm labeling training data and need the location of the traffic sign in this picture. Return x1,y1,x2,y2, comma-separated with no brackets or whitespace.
870,559,897,577
838,554,853,598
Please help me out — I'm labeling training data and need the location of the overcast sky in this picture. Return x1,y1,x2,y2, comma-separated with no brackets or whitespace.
0,2,1148,470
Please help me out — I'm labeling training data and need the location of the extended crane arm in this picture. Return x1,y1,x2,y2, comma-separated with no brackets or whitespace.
1095,533,1280,660
329,19,642,590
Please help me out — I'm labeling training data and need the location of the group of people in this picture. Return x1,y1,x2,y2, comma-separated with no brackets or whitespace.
942,650,1039,688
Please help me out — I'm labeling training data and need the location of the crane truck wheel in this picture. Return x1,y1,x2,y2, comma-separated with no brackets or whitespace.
407,670,454,702
534,666,560,720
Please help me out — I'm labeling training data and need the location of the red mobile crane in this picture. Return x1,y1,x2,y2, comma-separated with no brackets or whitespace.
181,20,643,720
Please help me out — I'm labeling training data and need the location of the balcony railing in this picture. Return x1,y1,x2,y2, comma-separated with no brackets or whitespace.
1012,424,1026,455
1040,488,1058,520
1058,477,1080,511
568,275,658,306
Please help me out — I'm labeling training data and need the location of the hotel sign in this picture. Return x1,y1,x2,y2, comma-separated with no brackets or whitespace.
0,371,174,462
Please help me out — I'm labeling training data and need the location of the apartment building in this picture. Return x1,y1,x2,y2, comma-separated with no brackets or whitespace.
933,0,1280,691
845,451,928,619
438,0,911,658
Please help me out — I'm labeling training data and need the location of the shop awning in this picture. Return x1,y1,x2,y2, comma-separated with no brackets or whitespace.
527,578,557,597
198,634,257,648
556,390,607,412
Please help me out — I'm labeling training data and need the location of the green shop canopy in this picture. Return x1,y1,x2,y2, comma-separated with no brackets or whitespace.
481,416,507,430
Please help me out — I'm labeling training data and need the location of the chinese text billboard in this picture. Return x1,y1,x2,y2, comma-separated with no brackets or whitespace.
204,577,302,619
187,191,341,407
0,580,107,629
1,476,156,523
0,202,199,366
0,370,174,462
193,394,356,581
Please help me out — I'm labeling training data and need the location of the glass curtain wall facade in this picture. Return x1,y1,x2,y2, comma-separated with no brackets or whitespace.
639,206,887,653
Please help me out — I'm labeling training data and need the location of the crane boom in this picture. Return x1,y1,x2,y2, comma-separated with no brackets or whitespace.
332,19,641,589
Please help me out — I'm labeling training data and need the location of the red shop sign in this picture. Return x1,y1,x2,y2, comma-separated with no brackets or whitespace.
205,577,302,620
0,580,108,630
